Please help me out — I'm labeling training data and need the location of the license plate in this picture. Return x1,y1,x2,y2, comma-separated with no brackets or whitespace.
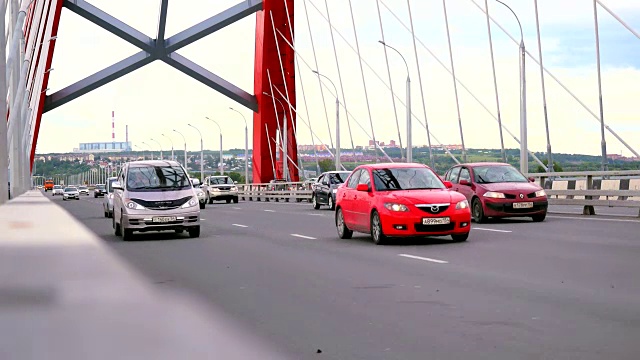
152,216,177,223
513,202,534,209
422,217,450,225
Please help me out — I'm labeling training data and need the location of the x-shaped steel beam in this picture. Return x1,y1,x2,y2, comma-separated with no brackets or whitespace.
43,0,263,113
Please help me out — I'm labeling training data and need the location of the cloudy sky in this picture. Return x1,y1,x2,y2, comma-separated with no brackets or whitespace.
37,0,640,157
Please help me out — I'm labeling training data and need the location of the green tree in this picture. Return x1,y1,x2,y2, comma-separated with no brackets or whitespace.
535,159,563,173
318,159,334,173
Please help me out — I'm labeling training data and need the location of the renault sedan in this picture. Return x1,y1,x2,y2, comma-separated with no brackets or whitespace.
335,163,471,244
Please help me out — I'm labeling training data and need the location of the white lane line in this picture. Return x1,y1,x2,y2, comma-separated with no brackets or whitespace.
232,224,248,228
308,213,325,216
474,227,512,233
291,234,316,240
398,254,448,264
548,215,640,223
232,207,242,210
264,209,275,212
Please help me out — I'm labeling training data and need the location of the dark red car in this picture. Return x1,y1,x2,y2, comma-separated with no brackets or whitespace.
443,162,548,223
335,163,471,244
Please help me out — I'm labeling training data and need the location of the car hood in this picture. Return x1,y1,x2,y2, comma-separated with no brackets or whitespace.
385,189,457,204
478,182,541,193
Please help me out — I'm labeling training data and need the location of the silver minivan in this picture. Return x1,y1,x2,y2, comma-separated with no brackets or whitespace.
112,160,200,240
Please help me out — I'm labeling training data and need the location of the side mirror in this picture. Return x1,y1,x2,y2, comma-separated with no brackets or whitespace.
356,184,369,192
459,179,471,186
528,177,535,182
234,181,238,184
191,178,201,186
112,181,123,190
443,181,453,189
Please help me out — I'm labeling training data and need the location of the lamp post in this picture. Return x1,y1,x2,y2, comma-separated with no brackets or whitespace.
141,141,153,160
262,92,288,181
205,116,224,175
229,107,249,184
312,70,340,171
379,40,411,163
149,138,163,160
496,0,527,174
172,129,188,169
161,133,174,161
187,124,204,182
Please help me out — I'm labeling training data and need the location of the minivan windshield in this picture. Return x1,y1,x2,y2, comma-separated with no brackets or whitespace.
126,165,190,191
209,176,232,185
373,167,445,191
473,165,528,183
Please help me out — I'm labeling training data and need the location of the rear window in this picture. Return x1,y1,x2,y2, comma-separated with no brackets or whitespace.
96,184,105,189
126,165,190,191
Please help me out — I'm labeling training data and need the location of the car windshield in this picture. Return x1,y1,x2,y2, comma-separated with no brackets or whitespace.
373,167,445,191
96,185,105,189
209,177,232,185
53,185,62,189
331,172,351,184
473,165,528,183
64,187,76,192
78,186,87,190
126,165,190,191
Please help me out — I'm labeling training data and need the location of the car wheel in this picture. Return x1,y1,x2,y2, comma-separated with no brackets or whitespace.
208,196,213,204
336,208,353,239
114,215,121,236
371,211,387,245
233,197,239,204
122,228,134,241
199,202,205,209
532,213,546,222
328,196,335,211
312,194,320,210
226,199,231,204
104,208,108,218
188,226,200,238
472,198,487,223
451,233,469,242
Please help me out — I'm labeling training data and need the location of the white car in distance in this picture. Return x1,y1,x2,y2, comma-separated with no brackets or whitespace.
63,187,80,200
77,186,90,196
52,185,64,196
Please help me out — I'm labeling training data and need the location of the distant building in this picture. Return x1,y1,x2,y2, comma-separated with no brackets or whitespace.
73,141,132,153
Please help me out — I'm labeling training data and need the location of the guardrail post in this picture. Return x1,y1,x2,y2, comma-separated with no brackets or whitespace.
583,174,596,215
249,184,252,201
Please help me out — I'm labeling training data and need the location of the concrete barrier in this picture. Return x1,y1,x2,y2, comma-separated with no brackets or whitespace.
0,191,291,360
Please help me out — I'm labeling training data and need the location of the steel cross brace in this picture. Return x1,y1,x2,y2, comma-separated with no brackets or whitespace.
43,0,262,113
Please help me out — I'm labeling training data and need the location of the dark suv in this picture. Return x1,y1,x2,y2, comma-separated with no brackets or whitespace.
94,184,106,197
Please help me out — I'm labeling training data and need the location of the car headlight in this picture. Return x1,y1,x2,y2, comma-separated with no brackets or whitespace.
384,203,409,212
231,186,238,191
535,189,546,197
197,191,204,197
483,191,505,199
181,197,198,208
455,200,469,209
125,200,146,210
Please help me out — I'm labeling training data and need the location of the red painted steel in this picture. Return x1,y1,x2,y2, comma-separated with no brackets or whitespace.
253,0,297,183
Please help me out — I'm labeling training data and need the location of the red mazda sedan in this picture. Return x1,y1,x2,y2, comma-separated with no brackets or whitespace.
443,162,548,223
335,163,471,244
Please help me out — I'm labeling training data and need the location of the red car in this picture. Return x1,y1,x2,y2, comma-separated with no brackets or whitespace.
443,162,548,223
335,163,472,244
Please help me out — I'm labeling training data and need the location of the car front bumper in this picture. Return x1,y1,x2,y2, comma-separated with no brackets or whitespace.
380,208,471,237
123,209,200,232
209,190,238,199
483,198,548,217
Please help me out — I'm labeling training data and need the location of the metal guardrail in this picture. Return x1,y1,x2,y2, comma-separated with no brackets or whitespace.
238,182,313,202
0,190,292,359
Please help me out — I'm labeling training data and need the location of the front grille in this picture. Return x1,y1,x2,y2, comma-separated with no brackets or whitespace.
414,223,456,232
486,202,548,213
215,186,232,191
416,204,450,215
130,196,191,210
504,194,517,199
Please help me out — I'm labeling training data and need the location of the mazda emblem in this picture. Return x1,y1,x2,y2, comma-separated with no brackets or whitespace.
431,205,439,212
519,193,524,199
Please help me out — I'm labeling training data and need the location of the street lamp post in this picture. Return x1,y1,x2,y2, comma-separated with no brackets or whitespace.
312,70,340,171
141,141,153,160
134,144,147,160
188,124,204,182
205,117,224,175
262,92,288,180
229,107,249,184
496,0,527,174
162,133,174,161
149,138,163,160
379,40,412,163
172,129,188,169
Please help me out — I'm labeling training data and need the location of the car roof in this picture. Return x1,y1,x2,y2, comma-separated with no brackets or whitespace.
127,160,181,167
454,162,511,167
356,162,430,170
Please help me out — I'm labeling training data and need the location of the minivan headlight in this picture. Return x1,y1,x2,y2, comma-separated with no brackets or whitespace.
125,200,145,210
535,189,546,197
181,197,198,208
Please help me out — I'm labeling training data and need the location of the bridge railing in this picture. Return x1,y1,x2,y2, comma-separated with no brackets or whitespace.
0,190,292,358
238,182,313,202
528,171,640,216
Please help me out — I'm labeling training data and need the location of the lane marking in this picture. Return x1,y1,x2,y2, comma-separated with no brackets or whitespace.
308,213,325,216
398,254,448,264
264,209,275,212
232,224,248,228
291,234,316,240
232,207,242,210
548,215,640,223
473,227,512,233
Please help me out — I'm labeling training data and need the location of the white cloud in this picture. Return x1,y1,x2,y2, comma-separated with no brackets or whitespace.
36,0,640,158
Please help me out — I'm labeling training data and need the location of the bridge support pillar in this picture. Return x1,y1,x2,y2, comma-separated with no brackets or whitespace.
253,0,298,184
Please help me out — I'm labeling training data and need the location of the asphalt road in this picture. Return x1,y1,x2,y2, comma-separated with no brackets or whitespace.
53,193,640,360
